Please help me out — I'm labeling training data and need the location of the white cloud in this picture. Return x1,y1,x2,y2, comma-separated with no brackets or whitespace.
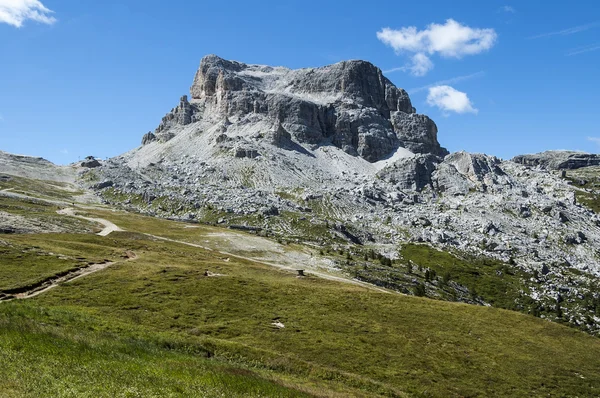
60,148,68,154
377,19,497,76
529,21,599,39
0,0,56,27
409,71,485,93
427,85,478,115
566,43,600,56
407,53,434,76
501,6,516,13
383,53,434,76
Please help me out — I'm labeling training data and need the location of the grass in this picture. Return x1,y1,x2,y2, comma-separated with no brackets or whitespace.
400,244,531,311
0,304,312,398
0,245,82,292
2,202,600,396
0,175,82,201
0,191,98,233
2,230,597,396
563,169,600,213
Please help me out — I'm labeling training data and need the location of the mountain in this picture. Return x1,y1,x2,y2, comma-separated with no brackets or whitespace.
2,56,600,396
71,55,600,334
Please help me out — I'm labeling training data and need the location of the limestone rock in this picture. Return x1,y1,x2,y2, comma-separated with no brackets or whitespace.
434,152,510,194
267,123,292,147
145,54,446,163
377,154,440,191
512,151,600,170
154,95,196,136
233,146,260,159
391,112,448,157
141,132,156,146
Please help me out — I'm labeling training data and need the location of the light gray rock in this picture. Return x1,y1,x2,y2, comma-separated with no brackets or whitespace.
154,95,196,136
512,151,600,170
377,154,440,191
142,132,156,146
391,112,448,157
433,152,510,195
151,54,446,162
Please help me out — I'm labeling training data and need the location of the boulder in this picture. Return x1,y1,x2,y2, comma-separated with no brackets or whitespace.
81,156,101,168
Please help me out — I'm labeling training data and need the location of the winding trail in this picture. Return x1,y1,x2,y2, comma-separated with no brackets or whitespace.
57,208,391,293
0,252,137,302
57,208,123,236
143,233,391,293
2,189,392,295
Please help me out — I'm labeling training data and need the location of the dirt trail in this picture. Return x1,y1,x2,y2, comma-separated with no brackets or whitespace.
144,233,390,294
6,190,391,294
57,208,123,236
0,252,137,302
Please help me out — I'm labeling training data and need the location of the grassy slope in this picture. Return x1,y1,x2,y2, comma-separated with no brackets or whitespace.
1,175,599,397
0,304,311,398
0,175,82,201
0,229,598,397
564,168,600,213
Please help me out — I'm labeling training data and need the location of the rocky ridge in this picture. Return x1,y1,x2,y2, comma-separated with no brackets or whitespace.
513,151,600,170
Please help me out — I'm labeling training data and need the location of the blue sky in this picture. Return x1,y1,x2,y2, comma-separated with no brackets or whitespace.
0,0,599,164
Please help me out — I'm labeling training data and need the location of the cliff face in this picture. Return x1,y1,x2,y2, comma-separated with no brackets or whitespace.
144,55,448,162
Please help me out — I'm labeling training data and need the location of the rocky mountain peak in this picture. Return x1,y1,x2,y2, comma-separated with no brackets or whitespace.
142,55,447,162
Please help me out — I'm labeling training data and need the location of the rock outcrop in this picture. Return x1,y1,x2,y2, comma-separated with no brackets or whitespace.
145,55,447,162
80,156,101,168
377,154,440,191
141,132,156,146
512,151,600,170
153,95,196,141
434,152,510,195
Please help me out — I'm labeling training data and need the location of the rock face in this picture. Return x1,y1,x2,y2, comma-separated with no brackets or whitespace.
153,95,195,142
512,151,600,170
434,152,510,195
377,154,440,191
141,132,156,146
147,55,447,162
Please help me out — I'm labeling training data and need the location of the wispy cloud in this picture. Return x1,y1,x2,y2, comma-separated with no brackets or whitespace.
384,54,434,76
529,21,600,39
566,43,600,56
0,114,4,122
377,19,497,76
59,148,69,155
501,6,516,13
383,66,405,74
408,71,485,94
427,85,478,115
587,137,600,147
0,0,56,28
